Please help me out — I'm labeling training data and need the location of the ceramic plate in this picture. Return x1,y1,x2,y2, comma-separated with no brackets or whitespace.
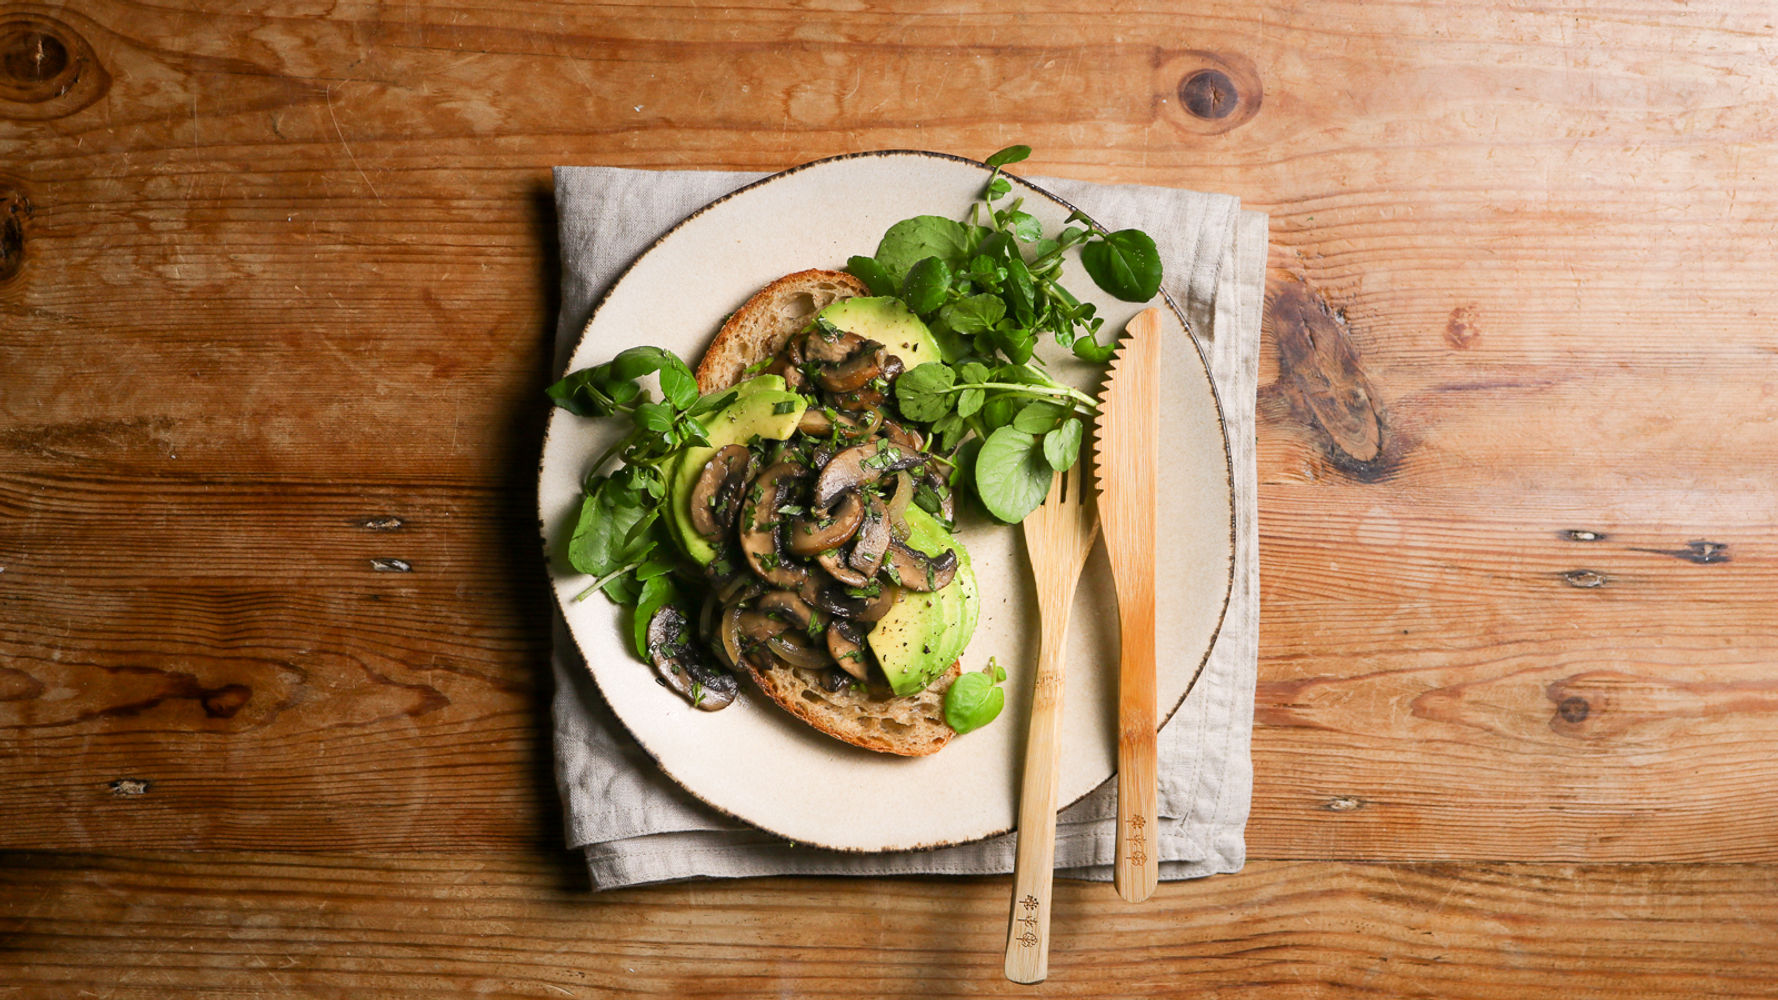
539,151,1233,851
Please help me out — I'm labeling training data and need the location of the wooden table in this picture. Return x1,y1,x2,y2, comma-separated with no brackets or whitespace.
4,2,1775,995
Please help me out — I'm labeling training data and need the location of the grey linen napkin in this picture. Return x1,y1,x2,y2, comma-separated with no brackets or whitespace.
549,164,1265,890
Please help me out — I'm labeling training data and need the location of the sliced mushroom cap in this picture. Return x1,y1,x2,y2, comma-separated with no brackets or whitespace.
808,580,901,623
812,440,918,510
766,629,832,670
817,546,871,588
645,604,738,710
882,538,959,592
757,590,823,634
848,491,893,578
689,444,752,542
881,421,925,452
764,338,808,390
739,461,810,590
785,491,864,557
826,353,904,411
815,342,890,394
719,603,747,668
825,618,871,681
798,405,884,440
801,325,866,364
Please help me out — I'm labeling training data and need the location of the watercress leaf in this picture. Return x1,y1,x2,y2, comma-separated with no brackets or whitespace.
901,256,952,315
658,361,699,410
633,401,675,435
1005,210,1044,243
976,230,1017,264
846,254,897,296
875,215,971,281
634,556,676,580
980,393,1022,433
956,386,985,418
957,360,993,385
1070,334,1117,364
545,371,603,417
930,411,967,453
940,294,1007,337
568,481,647,578
943,664,1007,734
689,390,737,416
1012,400,1068,435
606,345,675,383
985,175,1011,200
1003,255,1037,324
629,576,679,658
1080,228,1163,302
894,362,957,423
1043,418,1084,471
984,144,1032,169
606,379,644,407
974,425,1054,523
992,324,1036,365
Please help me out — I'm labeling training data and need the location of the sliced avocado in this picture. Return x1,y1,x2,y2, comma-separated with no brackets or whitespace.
818,297,949,367
868,506,978,696
666,379,807,565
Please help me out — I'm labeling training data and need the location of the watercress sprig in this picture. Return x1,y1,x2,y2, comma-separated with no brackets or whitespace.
547,347,735,656
847,144,1164,522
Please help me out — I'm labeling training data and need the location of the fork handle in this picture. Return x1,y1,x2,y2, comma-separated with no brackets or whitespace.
1004,609,1074,983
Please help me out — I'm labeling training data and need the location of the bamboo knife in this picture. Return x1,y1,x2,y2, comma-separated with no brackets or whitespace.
1094,307,1163,903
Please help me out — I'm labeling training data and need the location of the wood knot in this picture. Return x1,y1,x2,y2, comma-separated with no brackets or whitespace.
1444,304,1481,349
1556,696,1590,723
1180,69,1239,120
370,557,413,572
1562,569,1607,588
1563,529,1607,542
108,778,152,796
0,13,109,120
1155,51,1261,135
200,683,251,718
1268,281,1395,481
1322,795,1366,812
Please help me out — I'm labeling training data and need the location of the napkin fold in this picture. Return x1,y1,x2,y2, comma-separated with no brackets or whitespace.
549,164,1265,890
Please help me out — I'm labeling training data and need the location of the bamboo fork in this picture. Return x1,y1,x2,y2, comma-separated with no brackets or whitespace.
1004,467,1100,985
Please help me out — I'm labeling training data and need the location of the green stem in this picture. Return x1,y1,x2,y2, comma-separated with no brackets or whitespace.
573,560,643,603
944,381,1098,411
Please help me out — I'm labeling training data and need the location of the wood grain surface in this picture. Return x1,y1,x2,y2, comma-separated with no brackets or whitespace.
3,0,1777,994
5,853,1778,999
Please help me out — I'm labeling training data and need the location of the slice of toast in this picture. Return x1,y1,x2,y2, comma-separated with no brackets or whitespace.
698,268,961,757
743,659,961,757
696,269,870,392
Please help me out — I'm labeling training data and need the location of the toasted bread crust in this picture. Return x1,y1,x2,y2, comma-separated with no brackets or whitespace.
699,269,959,756
696,269,869,393
741,661,961,757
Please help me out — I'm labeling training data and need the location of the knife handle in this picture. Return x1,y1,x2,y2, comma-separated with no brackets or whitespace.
1114,585,1158,902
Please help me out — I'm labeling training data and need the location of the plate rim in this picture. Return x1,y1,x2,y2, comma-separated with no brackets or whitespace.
539,148,1236,851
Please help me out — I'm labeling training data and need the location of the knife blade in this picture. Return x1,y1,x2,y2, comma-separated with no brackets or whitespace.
1093,306,1163,903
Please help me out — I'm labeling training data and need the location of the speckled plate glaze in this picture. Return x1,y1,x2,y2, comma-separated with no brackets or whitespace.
539,151,1233,852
